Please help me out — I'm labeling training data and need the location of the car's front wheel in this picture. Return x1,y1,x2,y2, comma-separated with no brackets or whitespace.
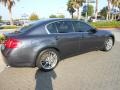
36,49,59,72
103,37,113,51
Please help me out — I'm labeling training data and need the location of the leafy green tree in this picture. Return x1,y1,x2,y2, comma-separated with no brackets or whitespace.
49,14,65,18
72,0,85,19
82,5,94,17
49,14,57,18
67,0,76,18
0,0,19,25
111,0,120,20
111,0,120,8
100,6,108,19
0,16,2,22
57,15,65,18
29,13,39,21
118,2,120,9
118,2,120,10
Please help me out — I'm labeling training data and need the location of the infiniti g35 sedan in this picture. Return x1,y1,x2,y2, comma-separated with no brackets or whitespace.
1,18,115,71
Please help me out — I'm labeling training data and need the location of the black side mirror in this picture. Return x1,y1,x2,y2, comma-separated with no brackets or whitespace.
90,28,97,33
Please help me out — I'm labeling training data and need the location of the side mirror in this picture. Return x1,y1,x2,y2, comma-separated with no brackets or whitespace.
90,28,97,33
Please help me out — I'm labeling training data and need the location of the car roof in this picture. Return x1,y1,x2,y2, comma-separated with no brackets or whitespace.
37,18,72,22
35,18,84,25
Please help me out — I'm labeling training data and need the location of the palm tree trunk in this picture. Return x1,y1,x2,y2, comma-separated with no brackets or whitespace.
95,0,98,20
118,8,120,18
114,14,116,20
111,6,114,20
8,9,13,25
107,0,111,20
71,13,73,19
77,8,80,19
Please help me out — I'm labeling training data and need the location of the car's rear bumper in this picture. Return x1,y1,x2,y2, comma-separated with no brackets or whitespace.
1,45,36,67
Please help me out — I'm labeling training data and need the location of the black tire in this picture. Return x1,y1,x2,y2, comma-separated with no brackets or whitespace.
103,37,113,51
36,49,59,72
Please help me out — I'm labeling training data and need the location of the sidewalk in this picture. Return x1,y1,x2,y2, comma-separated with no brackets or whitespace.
0,29,16,34
97,28,120,31
0,50,6,72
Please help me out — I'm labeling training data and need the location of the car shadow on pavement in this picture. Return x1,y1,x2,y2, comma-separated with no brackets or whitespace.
35,69,57,90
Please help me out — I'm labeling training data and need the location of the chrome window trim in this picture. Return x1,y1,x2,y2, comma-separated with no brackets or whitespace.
45,19,93,34
45,19,75,34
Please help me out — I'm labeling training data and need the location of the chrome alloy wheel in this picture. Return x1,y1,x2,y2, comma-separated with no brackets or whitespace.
40,50,58,70
105,38,113,51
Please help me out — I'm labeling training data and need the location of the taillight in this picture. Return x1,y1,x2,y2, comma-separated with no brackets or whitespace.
4,38,21,48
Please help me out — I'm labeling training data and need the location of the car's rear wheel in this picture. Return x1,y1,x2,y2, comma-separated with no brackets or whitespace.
103,37,113,51
36,49,59,72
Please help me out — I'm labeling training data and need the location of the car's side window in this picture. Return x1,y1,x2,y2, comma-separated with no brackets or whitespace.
55,21,74,33
72,21,92,32
47,23,57,33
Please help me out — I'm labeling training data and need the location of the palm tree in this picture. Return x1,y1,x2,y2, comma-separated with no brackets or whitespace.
111,0,117,20
118,2,120,16
111,0,115,20
118,3,120,18
72,0,85,19
107,0,111,20
118,2,120,10
67,0,76,18
111,0,120,20
0,0,19,25
95,0,98,20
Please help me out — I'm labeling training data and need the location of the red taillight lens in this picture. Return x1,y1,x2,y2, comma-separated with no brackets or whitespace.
4,38,21,48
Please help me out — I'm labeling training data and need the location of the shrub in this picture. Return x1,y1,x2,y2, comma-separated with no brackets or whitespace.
29,13,39,21
90,21,120,28
0,33,6,44
0,25,18,29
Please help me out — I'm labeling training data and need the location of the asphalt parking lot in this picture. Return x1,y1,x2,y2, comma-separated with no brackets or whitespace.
0,29,120,90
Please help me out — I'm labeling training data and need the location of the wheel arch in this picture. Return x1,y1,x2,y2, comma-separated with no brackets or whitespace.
109,35,115,45
34,46,60,67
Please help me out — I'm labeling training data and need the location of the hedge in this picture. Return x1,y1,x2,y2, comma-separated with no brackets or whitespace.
90,21,120,28
0,25,18,29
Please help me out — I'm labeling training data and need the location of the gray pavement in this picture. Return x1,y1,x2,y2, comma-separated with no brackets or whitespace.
111,30,120,42
0,42,120,90
0,51,6,72
0,29,120,90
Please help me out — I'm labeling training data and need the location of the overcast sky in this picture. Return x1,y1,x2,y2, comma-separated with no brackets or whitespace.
0,0,107,20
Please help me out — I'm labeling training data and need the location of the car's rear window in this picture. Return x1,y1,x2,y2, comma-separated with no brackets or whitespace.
17,20,46,33
47,23,57,33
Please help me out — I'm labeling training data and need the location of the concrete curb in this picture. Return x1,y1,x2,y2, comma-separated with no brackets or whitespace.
97,28,120,30
0,29,16,31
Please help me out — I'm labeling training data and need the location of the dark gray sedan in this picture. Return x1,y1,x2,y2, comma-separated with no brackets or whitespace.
1,18,115,71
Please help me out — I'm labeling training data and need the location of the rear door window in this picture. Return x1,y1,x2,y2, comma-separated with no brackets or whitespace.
55,21,74,33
